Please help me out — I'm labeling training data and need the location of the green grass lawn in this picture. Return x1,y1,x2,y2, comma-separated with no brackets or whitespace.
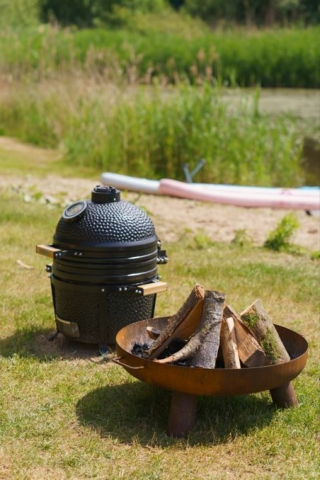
0,143,319,479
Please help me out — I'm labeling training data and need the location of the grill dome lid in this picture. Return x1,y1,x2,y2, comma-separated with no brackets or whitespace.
53,185,157,250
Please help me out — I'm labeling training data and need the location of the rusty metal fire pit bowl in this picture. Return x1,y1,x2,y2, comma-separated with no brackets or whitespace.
114,316,308,437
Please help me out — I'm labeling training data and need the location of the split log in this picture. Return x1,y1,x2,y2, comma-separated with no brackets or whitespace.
146,284,205,360
220,316,241,369
189,290,225,368
155,289,225,365
173,300,204,340
240,299,290,365
224,305,268,367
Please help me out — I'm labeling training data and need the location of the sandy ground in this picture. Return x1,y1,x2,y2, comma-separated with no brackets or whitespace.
1,176,319,251
0,135,319,250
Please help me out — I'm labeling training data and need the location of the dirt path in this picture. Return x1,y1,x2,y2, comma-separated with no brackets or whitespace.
0,136,319,250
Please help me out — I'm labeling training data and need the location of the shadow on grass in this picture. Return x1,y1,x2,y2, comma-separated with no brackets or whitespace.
76,382,276,446
0,328,103,360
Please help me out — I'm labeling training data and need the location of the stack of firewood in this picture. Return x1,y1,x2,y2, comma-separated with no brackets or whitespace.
145,284,290,368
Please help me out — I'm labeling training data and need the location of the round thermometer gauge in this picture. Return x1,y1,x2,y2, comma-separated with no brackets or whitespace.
62,201,87,222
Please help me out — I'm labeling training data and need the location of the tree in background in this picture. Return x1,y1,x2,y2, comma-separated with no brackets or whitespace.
3,0,318,28
300,0,320,23
182,0,319,26
41,0,169,27
40,0,95,27
0,0,40,27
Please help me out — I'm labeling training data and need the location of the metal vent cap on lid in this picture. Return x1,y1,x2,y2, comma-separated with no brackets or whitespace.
53,185,157,250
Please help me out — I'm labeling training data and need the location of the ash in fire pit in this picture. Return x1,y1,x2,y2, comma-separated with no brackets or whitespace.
132,339,226,367
131,342,149,358
132,338,188,365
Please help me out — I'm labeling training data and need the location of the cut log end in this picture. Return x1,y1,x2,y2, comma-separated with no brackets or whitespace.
220,316,241,369
240,299,290,364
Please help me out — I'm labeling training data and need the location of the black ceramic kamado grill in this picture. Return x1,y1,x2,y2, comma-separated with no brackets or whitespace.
36,185,168,345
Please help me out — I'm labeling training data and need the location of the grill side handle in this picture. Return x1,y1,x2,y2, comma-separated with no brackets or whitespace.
139,281,168,296
36,244,62,258
113,357,144,369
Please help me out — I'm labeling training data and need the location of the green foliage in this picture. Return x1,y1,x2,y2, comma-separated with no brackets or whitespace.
231,229,254,248
0,0,40,28
0,25,318,88
264,213,300,252
40,0,95,27
310,250,320,260
41,0,169,27
183,0,320,25
39,0,320,28
2,0,317,31
192,230,216,250
183,0,243,24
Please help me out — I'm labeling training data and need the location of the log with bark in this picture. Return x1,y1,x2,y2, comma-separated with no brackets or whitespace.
146,284,205,360
223,305,268,367
155,290,225,366
141,287,291,373
189,290,225,368
240,299,290,364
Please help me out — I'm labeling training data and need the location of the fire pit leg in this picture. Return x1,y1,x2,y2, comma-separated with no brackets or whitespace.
166,391,197,438
270,381,298,408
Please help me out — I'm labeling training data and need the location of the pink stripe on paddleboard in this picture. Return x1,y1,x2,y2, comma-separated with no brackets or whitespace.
159,179,320,210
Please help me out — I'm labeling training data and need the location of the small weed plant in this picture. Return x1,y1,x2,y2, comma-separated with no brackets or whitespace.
231,229,253,248
264,213,301,253
310,250,320,260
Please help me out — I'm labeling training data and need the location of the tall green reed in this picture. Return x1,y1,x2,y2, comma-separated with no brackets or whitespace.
0,25,319,87
0,81,303,186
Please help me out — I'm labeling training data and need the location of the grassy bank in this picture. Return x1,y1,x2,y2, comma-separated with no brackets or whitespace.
0,25,319,88
0,144,319,479
0,81,305,186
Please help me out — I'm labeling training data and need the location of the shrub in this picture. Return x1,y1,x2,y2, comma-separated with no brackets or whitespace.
0,0,40,28
40,0,169,27
264,213,300,252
